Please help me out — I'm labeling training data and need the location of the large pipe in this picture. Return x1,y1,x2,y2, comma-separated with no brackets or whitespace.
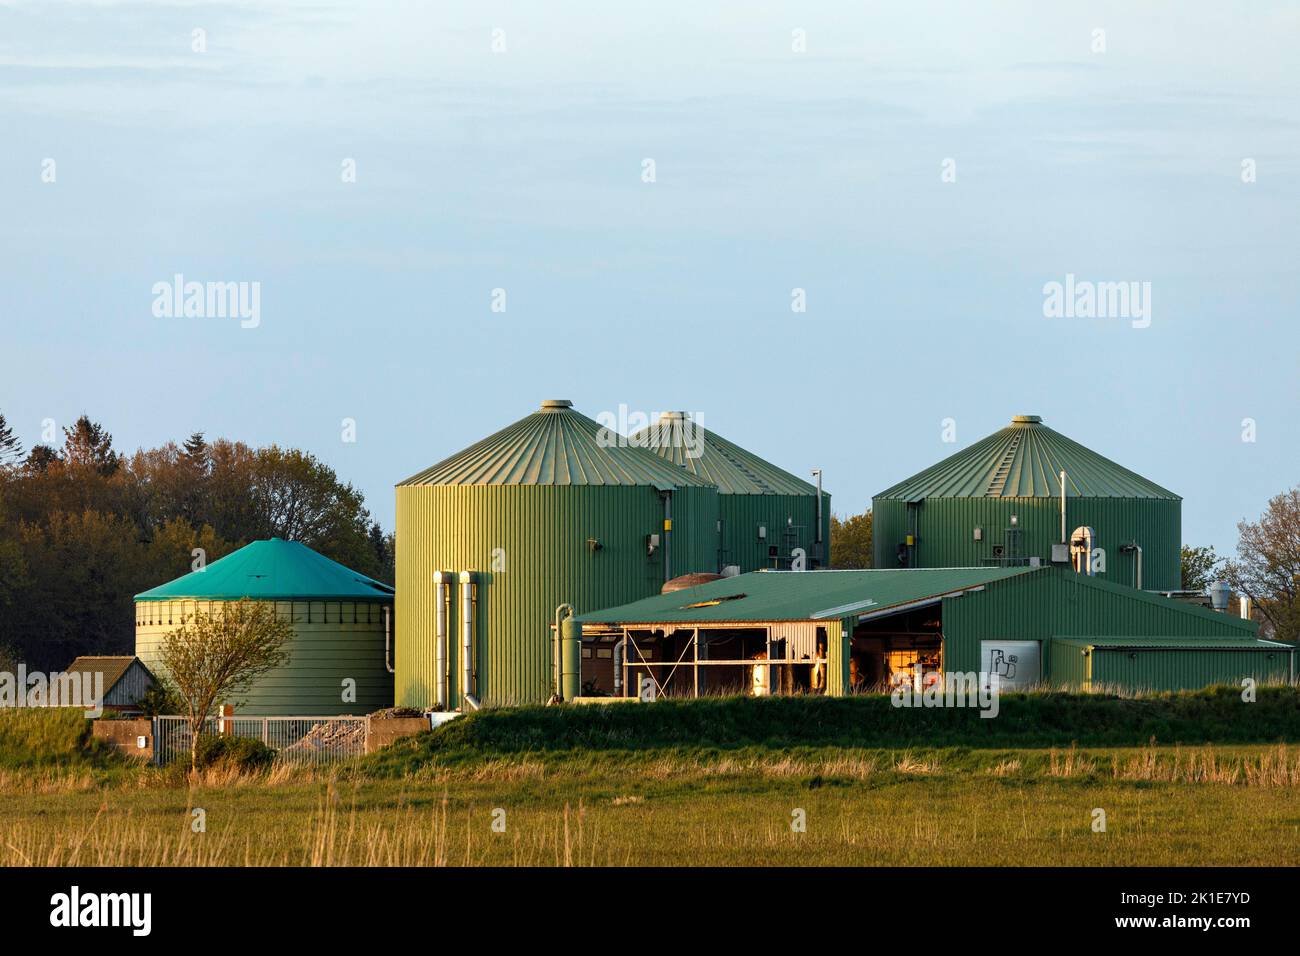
433,571,451,709
459,571,479,710
613,637,625,696
561,617,582,701
553,603,573,699
1127,543,1143,590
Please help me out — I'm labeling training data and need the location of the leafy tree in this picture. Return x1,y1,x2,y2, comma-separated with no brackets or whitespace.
63,415,119,475
831,509,873,569
0,413,22,467
23,445,60,474
1180,544,1221,592
159,599,292,772
1224,487,1300,644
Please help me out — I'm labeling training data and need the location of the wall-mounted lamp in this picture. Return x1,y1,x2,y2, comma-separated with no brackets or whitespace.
587,537,603,552
646,533,660,557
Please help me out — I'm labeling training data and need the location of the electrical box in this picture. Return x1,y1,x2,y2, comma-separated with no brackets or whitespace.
1051,543,1069,563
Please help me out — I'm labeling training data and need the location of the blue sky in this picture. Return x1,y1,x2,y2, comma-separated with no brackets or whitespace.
2,0,1297,556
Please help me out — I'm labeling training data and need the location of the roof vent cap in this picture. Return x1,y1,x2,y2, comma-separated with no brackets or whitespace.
1011,415,1042,424
540,399,574,410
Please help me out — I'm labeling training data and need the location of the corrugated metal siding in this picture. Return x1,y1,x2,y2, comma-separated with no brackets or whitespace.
874,496,1181,591
395,483,720,709
1092,647,1292,691
1048,639,1089,687
719,492,831,572
941,569,1257,674
135,600,392,716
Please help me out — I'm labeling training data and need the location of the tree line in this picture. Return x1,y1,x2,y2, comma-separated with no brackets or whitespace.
0,412,392,670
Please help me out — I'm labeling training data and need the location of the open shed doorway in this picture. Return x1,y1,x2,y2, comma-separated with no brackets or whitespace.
849,604,944,693
581,624,831,698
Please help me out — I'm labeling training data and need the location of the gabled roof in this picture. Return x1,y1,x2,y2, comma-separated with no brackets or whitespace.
573,566,1040,625
398,400,718,489
628,412,821,496
876,415,1179,500
135,538,394,602
63,656,153,690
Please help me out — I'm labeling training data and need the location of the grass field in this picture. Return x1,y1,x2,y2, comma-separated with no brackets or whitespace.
3,690,1300,866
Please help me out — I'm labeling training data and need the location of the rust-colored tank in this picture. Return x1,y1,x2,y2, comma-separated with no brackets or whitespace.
661,572,724,594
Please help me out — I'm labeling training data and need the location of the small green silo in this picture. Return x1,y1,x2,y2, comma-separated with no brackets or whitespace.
631,412,831,572
395,400,720,710
134,538,395,716
873,415,1181,591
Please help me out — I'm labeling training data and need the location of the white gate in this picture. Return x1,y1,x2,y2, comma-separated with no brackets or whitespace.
153,715,368,766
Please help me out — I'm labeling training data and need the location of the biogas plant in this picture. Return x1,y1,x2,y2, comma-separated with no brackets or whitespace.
136,402,1288,714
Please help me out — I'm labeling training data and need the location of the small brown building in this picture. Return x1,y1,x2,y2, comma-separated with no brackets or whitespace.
64,656,156,711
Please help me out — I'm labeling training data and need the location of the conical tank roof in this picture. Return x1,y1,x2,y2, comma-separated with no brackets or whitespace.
135,538,395,601
629,412,821,496
398,400,718,488
875,415,1179,500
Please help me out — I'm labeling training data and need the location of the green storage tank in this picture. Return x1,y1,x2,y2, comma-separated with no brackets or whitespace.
135,538,395,716
630,412,831,572
873,415,1181,591
395,400,720,710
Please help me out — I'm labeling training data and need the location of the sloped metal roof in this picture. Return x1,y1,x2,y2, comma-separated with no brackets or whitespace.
63,656,152,689
628,412,821,496
398,401,718,488
135,538,394,601
573,566,1040,625
876,415,1179,500
1053,636,1287,650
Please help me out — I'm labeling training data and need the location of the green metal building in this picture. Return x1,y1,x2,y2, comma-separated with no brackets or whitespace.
1050,637,1293,692
395,400,721,710
873,415,1181,591
631,412,831,572
568,565,1270,697
135,538,395,715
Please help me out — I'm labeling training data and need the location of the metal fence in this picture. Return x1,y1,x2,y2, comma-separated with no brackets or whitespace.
153,715,368,767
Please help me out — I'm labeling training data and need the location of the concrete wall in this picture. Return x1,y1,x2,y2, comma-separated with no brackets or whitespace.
92,718,153,761
365,716,429,753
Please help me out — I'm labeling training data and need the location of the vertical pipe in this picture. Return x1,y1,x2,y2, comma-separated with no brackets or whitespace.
613,637,625,696
383,605,394,674
812,469,824,566
433,571,450,710
661,490,673,582
561,617,582,701
553,604,573,699
459,571,479,710
1059,470,1067,543
1134,544,1143,590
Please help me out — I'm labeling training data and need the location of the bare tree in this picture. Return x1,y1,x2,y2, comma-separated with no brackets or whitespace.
159,599,292,771
1224,486,1300,644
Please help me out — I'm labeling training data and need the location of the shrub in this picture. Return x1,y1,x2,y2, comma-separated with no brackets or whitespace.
193,733,275,772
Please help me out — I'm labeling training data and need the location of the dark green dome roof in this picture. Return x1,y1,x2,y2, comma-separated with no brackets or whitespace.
630,412,821,496
398,401,717,489
876,415,1179,501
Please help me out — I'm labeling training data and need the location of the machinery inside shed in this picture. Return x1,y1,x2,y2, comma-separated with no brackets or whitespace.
848,603,945,693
